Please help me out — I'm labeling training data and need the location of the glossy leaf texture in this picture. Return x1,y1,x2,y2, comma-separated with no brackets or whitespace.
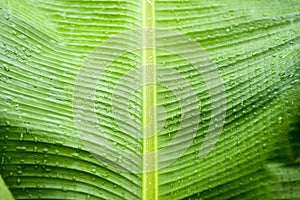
0,0,299,199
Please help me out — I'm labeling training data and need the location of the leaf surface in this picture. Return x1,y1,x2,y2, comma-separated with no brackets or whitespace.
0,0,299,199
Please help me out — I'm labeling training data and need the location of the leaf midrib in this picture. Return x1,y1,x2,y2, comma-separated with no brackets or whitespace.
142,0,158,200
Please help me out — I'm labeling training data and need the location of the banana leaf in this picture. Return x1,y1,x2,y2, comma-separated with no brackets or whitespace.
0,0,299,199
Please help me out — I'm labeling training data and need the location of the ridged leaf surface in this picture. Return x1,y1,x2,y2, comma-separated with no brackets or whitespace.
0,0,299,199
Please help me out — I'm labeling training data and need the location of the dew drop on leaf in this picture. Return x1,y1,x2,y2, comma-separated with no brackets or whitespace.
16,146,26,151
16,178,21,185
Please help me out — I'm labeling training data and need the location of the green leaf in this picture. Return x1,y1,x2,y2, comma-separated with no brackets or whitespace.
0,0,299,199
0,175,14,200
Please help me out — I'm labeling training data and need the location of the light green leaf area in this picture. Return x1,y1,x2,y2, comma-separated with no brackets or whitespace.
0,0,299,199
0,174,14,199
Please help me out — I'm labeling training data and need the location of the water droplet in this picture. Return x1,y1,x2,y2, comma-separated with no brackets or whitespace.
17,178,21,185
278,116,283,124
16,146,27,151
19,133,24,141
91,167,96,173
3,64,10,72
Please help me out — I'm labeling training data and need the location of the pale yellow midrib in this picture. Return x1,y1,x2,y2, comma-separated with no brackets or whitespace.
142,0,158,200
